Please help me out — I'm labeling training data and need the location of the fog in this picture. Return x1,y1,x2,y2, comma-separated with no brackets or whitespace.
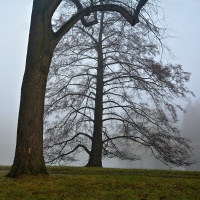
68,151,171,170
0,1,200,170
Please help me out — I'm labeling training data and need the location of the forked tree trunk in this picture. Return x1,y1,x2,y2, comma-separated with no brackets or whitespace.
6,0,147,177
6,1,55,178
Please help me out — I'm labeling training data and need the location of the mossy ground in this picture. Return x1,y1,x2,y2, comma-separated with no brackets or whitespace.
0,166,200,199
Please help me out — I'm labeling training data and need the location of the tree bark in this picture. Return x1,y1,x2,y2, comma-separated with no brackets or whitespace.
6,0,55,178
86,13,105,167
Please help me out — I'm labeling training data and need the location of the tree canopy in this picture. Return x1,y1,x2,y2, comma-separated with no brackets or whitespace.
44,5,195,167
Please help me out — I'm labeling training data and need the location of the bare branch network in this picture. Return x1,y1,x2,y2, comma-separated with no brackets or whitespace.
10,0,175,177
44,1,195,167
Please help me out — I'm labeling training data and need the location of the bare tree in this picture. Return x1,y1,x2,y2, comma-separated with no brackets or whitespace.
44,9,195,168
7,0,148,178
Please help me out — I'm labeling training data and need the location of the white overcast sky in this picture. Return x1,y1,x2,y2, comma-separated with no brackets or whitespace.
0,1,200,165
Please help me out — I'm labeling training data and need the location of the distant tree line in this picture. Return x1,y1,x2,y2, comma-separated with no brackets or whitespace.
181,100,200,171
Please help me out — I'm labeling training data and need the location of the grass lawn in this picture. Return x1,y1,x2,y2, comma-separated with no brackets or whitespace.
0,166,200,199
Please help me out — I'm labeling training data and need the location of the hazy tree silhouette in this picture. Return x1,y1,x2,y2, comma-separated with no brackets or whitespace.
44,8,194,168
181,100,200,170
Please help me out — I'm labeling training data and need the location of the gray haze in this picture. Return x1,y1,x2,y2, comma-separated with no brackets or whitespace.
0,1,200,169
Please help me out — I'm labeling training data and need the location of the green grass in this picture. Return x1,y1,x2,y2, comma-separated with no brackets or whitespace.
0,166,200,199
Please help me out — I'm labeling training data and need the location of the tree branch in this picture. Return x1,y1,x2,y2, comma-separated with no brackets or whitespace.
46,132,92,148
53,2,147,45
46,144,91,164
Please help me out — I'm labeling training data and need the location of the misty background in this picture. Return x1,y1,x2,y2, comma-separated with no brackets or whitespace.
0,0,200,169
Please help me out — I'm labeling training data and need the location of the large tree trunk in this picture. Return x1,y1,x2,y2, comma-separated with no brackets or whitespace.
86,14,105,167
6,1,55,178
86,49,104,167
6,0,147,177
